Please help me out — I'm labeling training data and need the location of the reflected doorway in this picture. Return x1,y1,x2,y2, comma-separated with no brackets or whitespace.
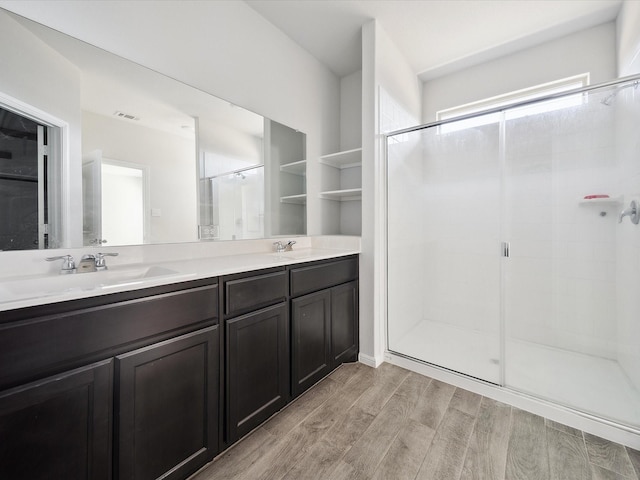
0,105,49,251
83,150,147,247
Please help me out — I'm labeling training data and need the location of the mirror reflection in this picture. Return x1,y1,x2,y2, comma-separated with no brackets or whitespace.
0,8,306,251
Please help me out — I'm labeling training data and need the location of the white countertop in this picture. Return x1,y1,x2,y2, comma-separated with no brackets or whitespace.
0,247,359,312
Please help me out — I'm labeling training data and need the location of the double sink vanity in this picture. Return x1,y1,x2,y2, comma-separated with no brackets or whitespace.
0,239,360,480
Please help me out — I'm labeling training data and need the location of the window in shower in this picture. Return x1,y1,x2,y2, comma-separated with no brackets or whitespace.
436,73,589,133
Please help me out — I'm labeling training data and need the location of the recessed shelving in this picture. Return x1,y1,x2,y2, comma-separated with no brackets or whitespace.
319,147,362,235
280,160,307,175
319,148,362,169
320,188,362,201
280,194,307,204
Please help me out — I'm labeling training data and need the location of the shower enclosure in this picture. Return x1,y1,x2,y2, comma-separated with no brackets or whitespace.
386,75,640,431
199,165,265,241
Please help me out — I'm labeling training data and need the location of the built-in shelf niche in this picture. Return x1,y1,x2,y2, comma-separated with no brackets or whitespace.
320,148,362,201
281,193,307,204
320,147,361,235
280,160,307,176
279,159,306,204
319,69,362,236
266,118,306,236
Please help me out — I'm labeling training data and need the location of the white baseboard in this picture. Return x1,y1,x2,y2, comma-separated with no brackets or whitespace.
358,352,383,368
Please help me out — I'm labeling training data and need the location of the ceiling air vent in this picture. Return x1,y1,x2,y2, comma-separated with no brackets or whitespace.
113,111,140,121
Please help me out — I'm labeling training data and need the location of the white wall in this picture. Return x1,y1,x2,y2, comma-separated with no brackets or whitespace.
422,22,617,122
617,0,640,76
340,70,363,152
83,111,198,244
361,20,421,366
0,0,341,237
0,10,83,247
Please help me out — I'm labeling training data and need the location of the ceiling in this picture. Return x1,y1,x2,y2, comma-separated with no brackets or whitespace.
245,0,623,80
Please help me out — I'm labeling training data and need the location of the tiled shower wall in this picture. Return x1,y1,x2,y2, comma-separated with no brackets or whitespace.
505,99,619,358
390,93,625,361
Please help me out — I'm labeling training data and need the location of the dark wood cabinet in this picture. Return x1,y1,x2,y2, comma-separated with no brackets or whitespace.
330,280,359,368
0,282,219,392
0,255,358,480
225,303,289,443
0,359,113,480
116,326,219,480
0,278,220,480
290,257,359,398
291,290,331,396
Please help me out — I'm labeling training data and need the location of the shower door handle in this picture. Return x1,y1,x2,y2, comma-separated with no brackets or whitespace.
501,242,510,258
619,200,639,224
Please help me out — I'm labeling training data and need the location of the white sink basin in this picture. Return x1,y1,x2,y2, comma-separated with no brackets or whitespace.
0,265,183,301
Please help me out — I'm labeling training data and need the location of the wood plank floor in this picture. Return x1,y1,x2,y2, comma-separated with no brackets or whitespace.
191,362,640,480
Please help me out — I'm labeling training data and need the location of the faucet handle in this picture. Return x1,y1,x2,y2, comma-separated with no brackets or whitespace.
95,252,118,270
619,200,639,224
285,241,297,251
46,254,76,274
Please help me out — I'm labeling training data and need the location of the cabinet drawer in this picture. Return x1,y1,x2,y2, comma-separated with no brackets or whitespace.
224,270,288,318
290,256,358,297
0,283,218,390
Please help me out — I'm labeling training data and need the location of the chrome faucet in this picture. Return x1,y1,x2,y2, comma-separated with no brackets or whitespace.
273,240,297,253
80,252,119,272
94,252,118,271
45,254,76,274
46,252,119,274
619,200,639,224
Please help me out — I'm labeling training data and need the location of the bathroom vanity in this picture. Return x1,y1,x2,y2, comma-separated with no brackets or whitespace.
0,251,359,480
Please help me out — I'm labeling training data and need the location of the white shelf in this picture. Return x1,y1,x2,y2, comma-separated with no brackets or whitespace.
280,160,306,175
579,196,622,206
320,188,362,201
319,148,362,169
280,194,307,204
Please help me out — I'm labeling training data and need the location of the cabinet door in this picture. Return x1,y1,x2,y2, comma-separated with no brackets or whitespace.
226,303,289,443
0,359,112,480
331,281,359,368
291,289,331,397
116,326,219,480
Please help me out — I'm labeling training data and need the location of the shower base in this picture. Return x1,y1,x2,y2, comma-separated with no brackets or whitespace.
390,319,640,429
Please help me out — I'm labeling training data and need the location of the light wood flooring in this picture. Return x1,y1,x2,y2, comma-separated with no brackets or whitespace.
191,362,640,480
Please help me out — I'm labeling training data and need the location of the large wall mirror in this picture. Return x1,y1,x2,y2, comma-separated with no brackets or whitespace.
0,8,306,251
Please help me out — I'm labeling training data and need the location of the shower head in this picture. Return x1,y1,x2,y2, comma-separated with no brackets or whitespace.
600,93,616,106
600,80,639,106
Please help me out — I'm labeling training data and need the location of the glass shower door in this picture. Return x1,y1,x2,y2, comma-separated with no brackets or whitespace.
387,115,503,384
503,83,640,428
